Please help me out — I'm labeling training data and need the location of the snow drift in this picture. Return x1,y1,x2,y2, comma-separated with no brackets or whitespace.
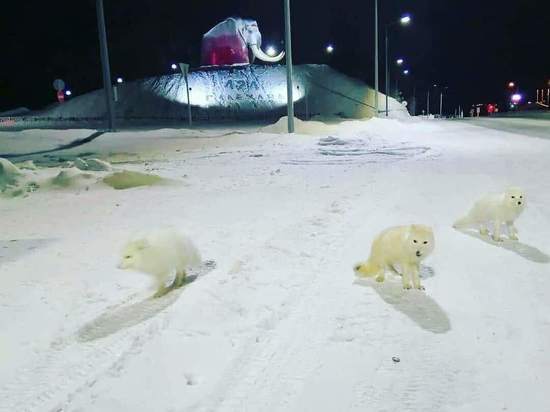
25,65,408,126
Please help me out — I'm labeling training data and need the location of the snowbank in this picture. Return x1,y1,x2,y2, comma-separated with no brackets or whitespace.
24,65,408,124
0,158,22,191
0,156,168,197
262,116,338,135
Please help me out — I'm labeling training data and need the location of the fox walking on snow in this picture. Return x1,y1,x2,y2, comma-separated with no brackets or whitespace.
453,187,525,242
118,228,202,298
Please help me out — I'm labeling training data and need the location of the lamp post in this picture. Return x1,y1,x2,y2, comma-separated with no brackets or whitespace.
384,14,411,116
284,0,294,133
96,0,115,131
374,0,379,117
395,68,409,101
393,62,407,99
436,85,448,117
426,83,441,117
179,63,192,127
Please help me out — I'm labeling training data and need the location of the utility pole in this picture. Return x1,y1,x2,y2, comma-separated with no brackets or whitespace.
374,0,379,117
95,0,115,131
412,84,416,116
426,89,430,116
284,0,294,133
384,26,389,116
179,63,192,127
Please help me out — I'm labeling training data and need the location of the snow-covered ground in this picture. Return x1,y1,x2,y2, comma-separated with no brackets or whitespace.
1,117,549,412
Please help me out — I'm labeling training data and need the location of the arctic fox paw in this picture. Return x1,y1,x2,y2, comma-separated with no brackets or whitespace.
415,285,425,290
403,284,412,290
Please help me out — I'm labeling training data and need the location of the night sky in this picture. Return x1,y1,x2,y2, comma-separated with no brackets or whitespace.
1,0,548,113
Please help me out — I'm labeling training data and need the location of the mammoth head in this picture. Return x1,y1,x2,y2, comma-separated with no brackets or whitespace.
237,19,285,63
201,17,285,67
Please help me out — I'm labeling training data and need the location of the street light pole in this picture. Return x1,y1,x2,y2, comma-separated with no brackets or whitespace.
412,83,416,116
426,89,430,116
284,0,294,133
385,26,389,116
383,15,410,118
439,91,443,117
95,0,115,131
374,0,379,117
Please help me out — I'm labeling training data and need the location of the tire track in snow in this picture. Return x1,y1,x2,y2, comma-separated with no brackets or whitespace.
190,198,359,412
191,190,475,412
0,264,214,412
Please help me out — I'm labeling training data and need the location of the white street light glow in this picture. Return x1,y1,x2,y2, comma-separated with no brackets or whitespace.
396,58,404,65
400,15,411,24
326,44,334,53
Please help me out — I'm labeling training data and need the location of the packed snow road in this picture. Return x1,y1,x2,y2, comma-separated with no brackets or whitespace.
462,115,550,139
0,118,549,411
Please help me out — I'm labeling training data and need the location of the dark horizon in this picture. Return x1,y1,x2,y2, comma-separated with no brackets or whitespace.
1,0,548,114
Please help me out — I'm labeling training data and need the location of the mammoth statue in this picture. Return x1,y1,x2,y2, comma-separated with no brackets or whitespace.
200,17,285,67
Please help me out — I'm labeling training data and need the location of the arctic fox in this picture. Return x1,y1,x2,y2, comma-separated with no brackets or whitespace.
453,187,525,242
354,225,435,290
118,228,202,297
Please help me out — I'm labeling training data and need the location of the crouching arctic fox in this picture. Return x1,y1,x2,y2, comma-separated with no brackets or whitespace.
354,225,435,290
453,187,525,242
118,228,202,297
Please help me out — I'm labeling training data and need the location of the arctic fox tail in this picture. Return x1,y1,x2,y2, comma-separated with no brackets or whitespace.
354,260,382,277
453,214,473,229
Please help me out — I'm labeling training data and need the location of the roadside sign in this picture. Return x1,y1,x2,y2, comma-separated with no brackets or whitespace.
53,79,65,91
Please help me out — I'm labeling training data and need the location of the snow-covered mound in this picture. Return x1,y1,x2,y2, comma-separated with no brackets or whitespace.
262,116,338,135
32,65,408,124
0,158,22,191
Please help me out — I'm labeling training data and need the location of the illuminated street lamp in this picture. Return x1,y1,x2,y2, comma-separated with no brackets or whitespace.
171,63,178,70
116,77,123,84
266,46,277,57
65,90,72,96
511,93,522,103
508,81,515,88
326,44,334,54
284,0,294,132
403,69,409,75
396,58,404,65
384,13,412,116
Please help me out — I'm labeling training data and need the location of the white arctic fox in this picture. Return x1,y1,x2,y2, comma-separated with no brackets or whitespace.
453,187,525,242
354,225,435,290
118,228,202,297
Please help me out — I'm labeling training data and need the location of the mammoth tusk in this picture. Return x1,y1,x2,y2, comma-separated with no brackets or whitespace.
249,44,285,63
